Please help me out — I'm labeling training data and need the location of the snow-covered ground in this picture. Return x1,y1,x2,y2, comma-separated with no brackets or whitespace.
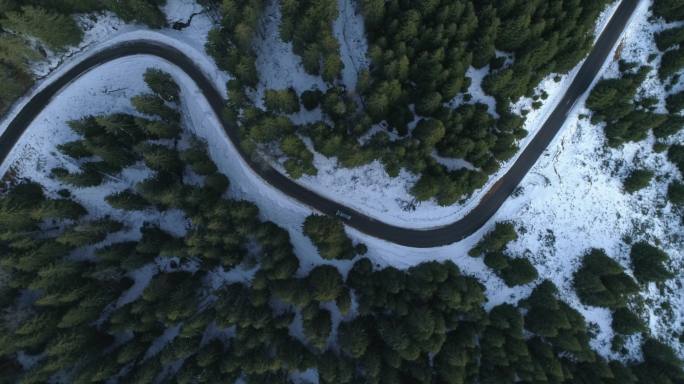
251,0,630,229
1,0,682,361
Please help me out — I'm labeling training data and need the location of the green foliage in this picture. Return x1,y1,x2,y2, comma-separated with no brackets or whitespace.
0,60,33,114
131,93,180,122
205,0,264,87
139,143,183,173
655,26,684,51
1,6,82,50
180,139,217,176
469,222,517,257
143,119,181,139
668,144,684,175
666,90,684,114
668,180,684,206
307,265,343,302
263,88,300,114
523,280,596,362
105,189,150,211
102,0,167,28
623,169,654,193
630,241,673,284
302,214,356,260
280,0,342,81
0,34,39,68
659,47,684,80
281,134,316,179
573,249,639,309
57,218,123,247
585,66,669,146
484,252,538,287
413,118,446,148
301,89,322,110
264,88,299,114
652,0,684,23
635,338,684,383
143,68,179,102
612,308,645,335
245,113,294,143
51,165,104,187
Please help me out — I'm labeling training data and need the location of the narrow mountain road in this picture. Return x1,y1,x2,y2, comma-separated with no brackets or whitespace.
0,0,639,247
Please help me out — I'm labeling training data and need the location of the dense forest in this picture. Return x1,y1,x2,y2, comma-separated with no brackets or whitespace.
0,0,167,114
1,69,682,383
206,0,622,206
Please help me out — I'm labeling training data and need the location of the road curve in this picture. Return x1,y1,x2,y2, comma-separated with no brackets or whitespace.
0,0,638,248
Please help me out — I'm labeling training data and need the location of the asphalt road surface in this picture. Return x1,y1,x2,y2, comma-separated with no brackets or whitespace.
0,0,639,248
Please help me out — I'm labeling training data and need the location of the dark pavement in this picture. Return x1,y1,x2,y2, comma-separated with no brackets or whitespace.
0,0,638,247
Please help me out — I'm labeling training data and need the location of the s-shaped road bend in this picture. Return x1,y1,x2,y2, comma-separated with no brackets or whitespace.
0,0,639,248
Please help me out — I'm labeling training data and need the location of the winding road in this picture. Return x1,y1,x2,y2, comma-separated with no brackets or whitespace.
0,0,639,248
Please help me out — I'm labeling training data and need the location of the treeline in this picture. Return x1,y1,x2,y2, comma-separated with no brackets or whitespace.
2,69,684,383
0,0,167,114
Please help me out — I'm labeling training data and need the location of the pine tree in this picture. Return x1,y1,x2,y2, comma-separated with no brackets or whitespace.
181,140,218,175
140,144,183,174
105,190,150,211
668,180,684,206
573,249,638,309
143,120,181,139
33,198,86,221
499,257,538,287
656,26,684,52
667,144,684,174
302,307,332,351
103,0,167,28
57,140,91,158
611,308,645,335
652,0,684,22
629,242,673,284
413,118,446,149
143,68,179,102
57,219,124,247
51,166,104,188
469,222,517,257
636,338,684,383
307,265,343,302
301,89,323,110
1,6,82,50
263,88,300,114
0,60,33,114
131,93,180,122
302,214,355,260
659,47,684,80
623,169,654,193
